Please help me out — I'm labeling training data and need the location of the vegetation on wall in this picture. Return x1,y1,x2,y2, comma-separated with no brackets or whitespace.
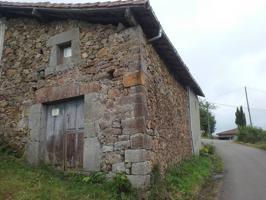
199,100,217,137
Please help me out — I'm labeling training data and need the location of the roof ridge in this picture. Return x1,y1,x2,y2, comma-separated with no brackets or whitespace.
0,0,148,8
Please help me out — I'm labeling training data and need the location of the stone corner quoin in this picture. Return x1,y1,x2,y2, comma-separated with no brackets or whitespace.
0,7,201,188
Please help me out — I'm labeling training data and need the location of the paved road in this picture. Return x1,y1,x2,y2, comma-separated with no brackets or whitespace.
206,140,266,200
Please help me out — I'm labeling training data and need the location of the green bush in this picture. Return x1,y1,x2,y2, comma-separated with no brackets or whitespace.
238,126,266,143
113,173,132,194
82,171,106,184
200,144,215,156
0,136,19,157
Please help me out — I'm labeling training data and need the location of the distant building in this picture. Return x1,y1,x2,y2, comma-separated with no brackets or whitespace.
216,129,239,140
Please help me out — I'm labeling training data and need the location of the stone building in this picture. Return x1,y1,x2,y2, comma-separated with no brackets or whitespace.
0,0,204,187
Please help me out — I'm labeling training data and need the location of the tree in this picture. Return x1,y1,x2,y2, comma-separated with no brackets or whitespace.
235,106,246,128
199,100,216,137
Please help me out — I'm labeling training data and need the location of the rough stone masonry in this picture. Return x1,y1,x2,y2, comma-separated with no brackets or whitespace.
0,2,202,188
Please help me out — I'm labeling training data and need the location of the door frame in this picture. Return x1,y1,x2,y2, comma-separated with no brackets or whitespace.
44,96,84,170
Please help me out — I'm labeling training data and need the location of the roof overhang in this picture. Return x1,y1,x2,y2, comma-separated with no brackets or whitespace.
0,0,204,96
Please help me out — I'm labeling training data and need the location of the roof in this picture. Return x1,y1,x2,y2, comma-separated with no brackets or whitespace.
217,129,239,136
0,0,204,96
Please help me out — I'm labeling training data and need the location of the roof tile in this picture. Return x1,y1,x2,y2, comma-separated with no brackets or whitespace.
0,0,148,9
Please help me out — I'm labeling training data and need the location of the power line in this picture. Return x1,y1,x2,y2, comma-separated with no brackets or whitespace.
209,87,243,99
246,87,266,96
208,101,266,112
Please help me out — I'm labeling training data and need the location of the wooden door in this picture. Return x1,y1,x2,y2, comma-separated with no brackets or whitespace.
64,99,84,169
46,103,64,168
45,98,84,170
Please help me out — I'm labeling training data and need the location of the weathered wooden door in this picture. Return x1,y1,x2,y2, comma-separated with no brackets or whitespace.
45,98,84,170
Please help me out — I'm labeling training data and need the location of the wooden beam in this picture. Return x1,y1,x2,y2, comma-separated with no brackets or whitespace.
124,8,138,27
32,8,47,22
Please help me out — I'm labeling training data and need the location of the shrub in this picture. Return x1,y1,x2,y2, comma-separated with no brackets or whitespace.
82,171,106,184
238,126,266,143
113,173,132,195
0,136,19,157
200,144,215,156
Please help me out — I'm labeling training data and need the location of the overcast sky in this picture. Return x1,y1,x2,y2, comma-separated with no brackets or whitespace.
5,0,266,132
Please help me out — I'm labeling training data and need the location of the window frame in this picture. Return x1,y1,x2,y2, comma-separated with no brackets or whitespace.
45,28,81,76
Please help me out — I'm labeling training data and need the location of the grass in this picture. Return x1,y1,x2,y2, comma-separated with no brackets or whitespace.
149,145,223,200
0,152,136,200
166,156,212,199
211,153,224,174
0,143,223,200
236,141,266,150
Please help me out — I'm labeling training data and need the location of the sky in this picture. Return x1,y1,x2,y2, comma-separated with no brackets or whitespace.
4,0,266,132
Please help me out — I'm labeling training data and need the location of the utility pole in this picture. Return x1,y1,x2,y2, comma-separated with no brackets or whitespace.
245,86,253,126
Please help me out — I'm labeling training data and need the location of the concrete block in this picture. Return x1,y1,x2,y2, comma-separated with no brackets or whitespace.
105,152,123,164
47,28,80,47
102,145,114,153
85,93,105,121
125,149,147,163
84,121,98,138
112,162,126,173
132,161,151,175
26,104,45,165
83,137,102,171
114,140,130,151
130,133,152,149
122,71,145,88
26,141,40,166
118,135,130,141
127,175,150,188
122,117,146,135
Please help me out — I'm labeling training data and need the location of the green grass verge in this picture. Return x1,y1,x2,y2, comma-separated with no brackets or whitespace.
0,152,136,200
236,141,266,150
149,146,223,200
0,145,223,200
166,156,212,199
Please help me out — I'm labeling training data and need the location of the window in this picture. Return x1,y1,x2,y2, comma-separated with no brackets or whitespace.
58,41,72,65
63,46,72,58
45,28,81,76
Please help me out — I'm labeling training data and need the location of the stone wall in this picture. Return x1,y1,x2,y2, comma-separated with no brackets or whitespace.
140,36,193,173
0,16,194,186
0,18,140,152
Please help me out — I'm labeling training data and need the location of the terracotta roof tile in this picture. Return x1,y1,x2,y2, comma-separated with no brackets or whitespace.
0,0,148,9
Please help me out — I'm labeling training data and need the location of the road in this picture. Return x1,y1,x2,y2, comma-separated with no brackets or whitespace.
206,140,266,200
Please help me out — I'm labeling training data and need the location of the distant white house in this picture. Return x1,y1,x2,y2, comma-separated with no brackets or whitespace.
216,129,239,140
